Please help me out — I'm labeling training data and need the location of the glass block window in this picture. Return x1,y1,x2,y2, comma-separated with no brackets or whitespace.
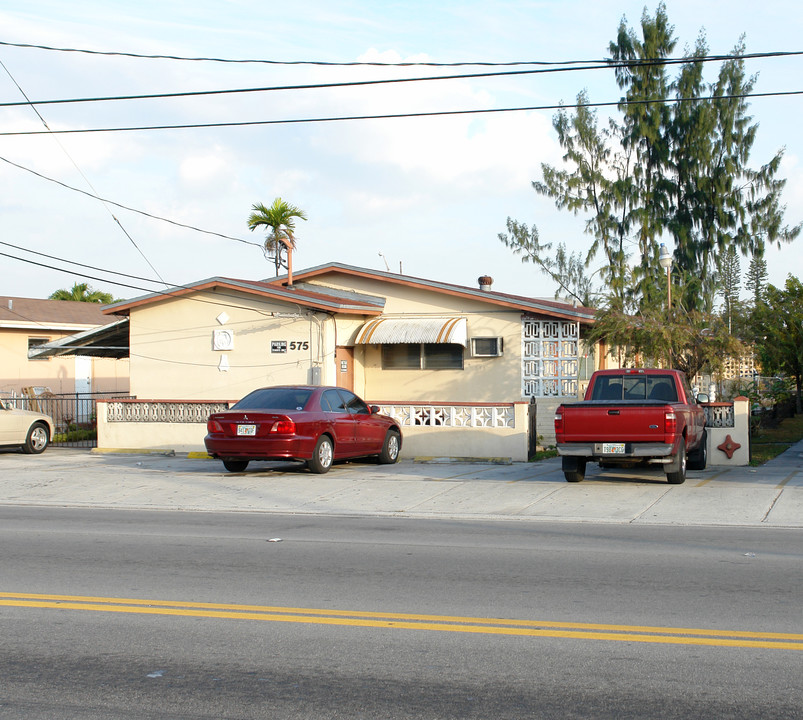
521,318,579,397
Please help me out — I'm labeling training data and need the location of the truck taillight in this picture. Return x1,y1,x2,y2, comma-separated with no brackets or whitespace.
664,410,677,435
554,411,563,436
270,420,296,434
207,419,223,433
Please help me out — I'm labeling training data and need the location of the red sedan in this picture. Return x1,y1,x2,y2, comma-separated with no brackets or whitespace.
205,385,402,473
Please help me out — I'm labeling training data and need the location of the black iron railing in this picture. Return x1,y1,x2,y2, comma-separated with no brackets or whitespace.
4,392,133,448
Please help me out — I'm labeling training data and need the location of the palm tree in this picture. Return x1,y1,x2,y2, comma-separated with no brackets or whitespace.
49,282,114,304
247,198,308,281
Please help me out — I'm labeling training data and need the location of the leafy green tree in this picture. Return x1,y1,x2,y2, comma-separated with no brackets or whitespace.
751,276,803,412
717,245,741,330
49,282,114,304
247,197,308,276
501,3,800,372
744,253,768,305
588,304,742,379
498,219,595,306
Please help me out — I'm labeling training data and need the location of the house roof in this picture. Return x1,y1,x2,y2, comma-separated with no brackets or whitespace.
0,296,122,331
103,277,386,316
26,318,130,360
267,262,597,323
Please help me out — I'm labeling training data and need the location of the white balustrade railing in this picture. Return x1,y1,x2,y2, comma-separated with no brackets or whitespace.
106,401,229,423
378,404,515,428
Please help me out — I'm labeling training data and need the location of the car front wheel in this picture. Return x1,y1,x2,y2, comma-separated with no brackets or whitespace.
309,435,334,474
23,422,49,454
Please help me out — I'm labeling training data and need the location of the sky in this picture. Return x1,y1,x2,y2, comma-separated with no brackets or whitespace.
1,0,801,305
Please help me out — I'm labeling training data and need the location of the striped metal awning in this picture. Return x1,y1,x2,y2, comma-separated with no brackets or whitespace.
355,316,467,346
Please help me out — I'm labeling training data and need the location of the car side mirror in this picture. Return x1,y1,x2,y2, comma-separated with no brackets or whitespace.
370,405,381,414
696,393,709,404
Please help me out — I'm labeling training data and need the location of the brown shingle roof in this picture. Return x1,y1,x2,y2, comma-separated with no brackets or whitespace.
0,297,119,329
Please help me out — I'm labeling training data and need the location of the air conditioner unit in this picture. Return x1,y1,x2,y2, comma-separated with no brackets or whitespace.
471,337,503,357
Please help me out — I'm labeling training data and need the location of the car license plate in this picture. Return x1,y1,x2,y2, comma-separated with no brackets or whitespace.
602,442,625,455
236,424,256,436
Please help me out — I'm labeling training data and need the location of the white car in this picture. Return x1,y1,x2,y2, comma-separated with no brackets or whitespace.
0,398,54,454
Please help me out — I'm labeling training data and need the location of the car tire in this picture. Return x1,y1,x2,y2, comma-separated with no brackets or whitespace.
665,438,687,484
308,435,334,474
23,422,49,454
223,459,249,472
562,456,586,483
687,430,707,471
378,430,401,464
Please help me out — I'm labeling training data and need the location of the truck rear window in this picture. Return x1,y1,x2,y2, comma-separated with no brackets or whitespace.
591,375,678,402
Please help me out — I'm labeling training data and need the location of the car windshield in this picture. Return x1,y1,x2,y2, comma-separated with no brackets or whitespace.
591,375,678,402
233,388,313,411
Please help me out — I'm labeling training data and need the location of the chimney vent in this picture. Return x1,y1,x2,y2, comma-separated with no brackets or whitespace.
478,275,493,291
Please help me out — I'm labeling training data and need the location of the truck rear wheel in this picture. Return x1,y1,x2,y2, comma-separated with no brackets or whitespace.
665,438,687,484
562,456,586,483
687,430,707,471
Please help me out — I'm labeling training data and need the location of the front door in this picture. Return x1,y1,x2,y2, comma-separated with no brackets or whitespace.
335,346,354,392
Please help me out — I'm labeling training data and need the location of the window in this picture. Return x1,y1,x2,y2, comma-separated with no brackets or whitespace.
470,337,503,357
28,337,50,361
381,343,464,370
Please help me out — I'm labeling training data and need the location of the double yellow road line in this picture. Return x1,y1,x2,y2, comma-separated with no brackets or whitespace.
2,592,801,651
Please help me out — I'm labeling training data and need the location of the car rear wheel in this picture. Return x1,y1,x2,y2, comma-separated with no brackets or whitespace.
23,422,49,454
665,438,687,484
309,435,334,474
223,459,249,472
378,430,401,464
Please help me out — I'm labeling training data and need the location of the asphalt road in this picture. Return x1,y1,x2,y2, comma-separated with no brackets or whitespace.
1,508,801,719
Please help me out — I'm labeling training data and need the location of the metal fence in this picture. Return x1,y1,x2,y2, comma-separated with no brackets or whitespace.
4,392,133,448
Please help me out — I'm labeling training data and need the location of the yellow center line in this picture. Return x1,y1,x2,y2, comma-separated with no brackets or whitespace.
1,592,801,650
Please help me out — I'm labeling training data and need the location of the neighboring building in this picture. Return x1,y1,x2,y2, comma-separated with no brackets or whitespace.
0,296,129,398
93,263,595,459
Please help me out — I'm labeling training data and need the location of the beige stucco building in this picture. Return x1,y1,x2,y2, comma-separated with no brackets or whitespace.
96,264,595,460
0,296,129,398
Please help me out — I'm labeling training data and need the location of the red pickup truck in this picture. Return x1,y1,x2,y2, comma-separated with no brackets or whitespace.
554,368,708,484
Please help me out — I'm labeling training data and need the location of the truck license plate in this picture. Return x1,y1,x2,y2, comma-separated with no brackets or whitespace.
237,424,256,436
602,443,625,454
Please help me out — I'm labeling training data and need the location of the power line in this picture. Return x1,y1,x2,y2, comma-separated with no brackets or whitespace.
1,89,800,137
1,247,322,319
1,38,800,68
0,155,264,249
0,50,799,109
0,58,168,285
0,39,663,67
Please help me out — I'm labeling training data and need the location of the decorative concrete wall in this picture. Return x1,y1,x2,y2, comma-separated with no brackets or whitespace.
97,399,531,461
703,397,750,466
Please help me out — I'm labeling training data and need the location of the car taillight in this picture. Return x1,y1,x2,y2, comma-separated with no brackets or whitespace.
664,410,677,435
554,410,563,437
270,420,296,434
207,419,223,433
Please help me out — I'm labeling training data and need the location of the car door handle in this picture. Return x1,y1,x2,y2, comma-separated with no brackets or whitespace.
607,410,620,415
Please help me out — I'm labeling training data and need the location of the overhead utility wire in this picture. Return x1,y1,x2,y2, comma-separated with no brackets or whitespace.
1,247,310,318
0,51,799,109
0,155,263,248
1,39,800,67
0,58,167,285
0,40,653,66
2,89,800,137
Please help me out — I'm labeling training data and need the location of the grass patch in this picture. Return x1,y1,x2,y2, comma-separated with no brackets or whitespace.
750,412,803,466
531,447,559,462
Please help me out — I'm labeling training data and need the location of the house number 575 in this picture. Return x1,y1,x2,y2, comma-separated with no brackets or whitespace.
289,341,309,350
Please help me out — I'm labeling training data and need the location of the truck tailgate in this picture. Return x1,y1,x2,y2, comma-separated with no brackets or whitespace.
561,402,671,443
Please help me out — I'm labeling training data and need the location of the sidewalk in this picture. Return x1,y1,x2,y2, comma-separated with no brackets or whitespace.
1,441,802,527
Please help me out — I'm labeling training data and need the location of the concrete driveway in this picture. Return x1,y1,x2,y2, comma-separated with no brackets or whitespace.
1,443,802,527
